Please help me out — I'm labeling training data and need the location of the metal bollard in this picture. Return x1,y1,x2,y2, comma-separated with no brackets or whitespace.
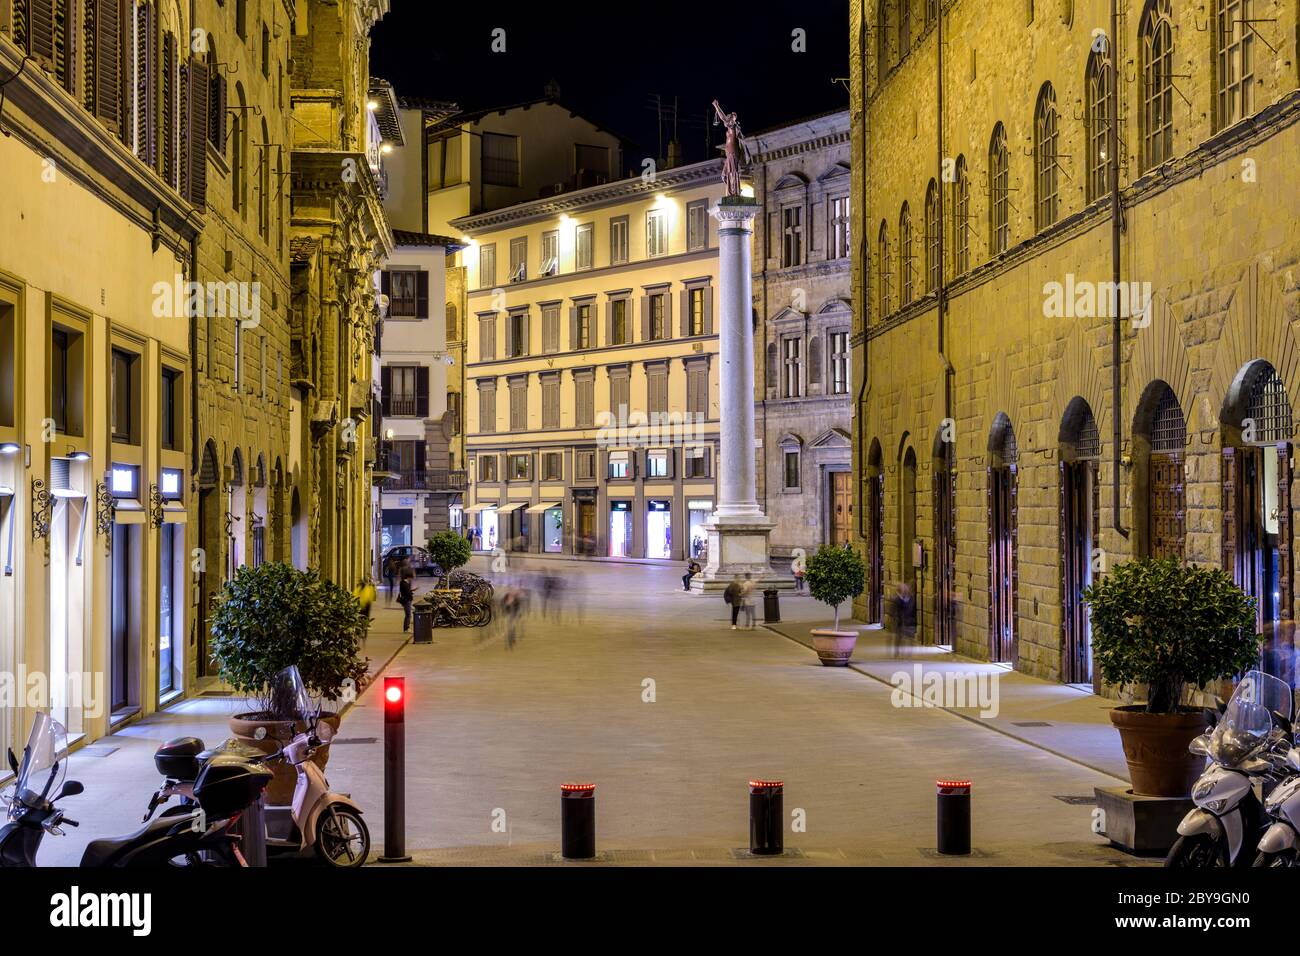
377,677,412,862
748,779,784,855
412,603,433,644
560,783,596,859
936,779,971,855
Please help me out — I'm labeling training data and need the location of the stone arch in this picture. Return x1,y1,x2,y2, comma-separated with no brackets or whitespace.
864,437,885,623
1059,396,1101,461
1209,263,1300,430
1128,294,1196,435
1131,379,1188,559
198,439,220,490
1050,317,1109,447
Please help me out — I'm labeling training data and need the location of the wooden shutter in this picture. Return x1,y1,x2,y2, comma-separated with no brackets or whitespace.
415,441,426,473
1280,446,1293,621
26,0,56,68
703,283,714,334
679,290,689,337
1222,447,1238,579
186,58,209,210
380,366,392,417
416,366,429,418
119,0,135,148
415,270,429,319
89,0,123,131
503,313,513,357
568,307,578,351
135,0,157,168
161,31,177,185
210,68,227,154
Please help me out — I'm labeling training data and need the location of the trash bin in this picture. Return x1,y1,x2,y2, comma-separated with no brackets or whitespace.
763,588,781,623
412,603,433,644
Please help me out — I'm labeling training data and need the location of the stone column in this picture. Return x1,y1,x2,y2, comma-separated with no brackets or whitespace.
692,198,792,592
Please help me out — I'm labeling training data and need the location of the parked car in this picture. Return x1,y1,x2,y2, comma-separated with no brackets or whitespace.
382,545,442,578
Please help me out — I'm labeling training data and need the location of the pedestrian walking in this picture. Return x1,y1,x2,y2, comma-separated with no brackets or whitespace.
724,574,743,629
397,561,417,632
383,555,397,604
682,559,701,591
886,581,917,657
739,573,757,629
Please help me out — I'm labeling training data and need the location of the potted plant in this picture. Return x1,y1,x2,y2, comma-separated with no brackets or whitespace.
806,544,866,666
1083,557,1262,798
426,530,472,589
209,562,370,802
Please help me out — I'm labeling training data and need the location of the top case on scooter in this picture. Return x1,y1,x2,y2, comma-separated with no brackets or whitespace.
193,755,273,818
154,737,206,782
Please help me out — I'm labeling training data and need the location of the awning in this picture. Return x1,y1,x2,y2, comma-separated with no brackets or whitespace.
464,503,497,515
496,501,527,514
525,501,560,514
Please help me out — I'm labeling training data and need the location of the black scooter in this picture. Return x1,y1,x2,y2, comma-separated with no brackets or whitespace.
1,712,270,867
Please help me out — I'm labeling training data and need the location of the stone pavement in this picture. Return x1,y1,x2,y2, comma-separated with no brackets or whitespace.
29,557,1147,866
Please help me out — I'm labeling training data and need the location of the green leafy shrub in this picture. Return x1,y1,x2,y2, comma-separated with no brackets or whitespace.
426,530,472,587
1082,557,1262,713
209,562,369,718
806,544,866,631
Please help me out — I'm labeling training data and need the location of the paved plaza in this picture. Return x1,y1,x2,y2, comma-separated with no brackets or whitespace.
42,558,1148,866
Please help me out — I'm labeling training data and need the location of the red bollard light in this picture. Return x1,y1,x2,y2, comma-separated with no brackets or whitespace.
378,677,411,863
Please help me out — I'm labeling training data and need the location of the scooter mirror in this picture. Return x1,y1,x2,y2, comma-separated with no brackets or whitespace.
1189,734,1212,757
6,748,16,775
56,780,84,800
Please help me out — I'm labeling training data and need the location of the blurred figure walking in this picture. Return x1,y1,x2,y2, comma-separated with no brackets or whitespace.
739,573,757,629
886,581,917,657
724,574,743,629
397,562,417,632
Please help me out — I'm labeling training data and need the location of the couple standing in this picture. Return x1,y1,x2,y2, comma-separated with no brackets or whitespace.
723,573,757,629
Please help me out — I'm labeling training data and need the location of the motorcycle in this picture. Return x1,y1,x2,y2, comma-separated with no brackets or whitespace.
1254,746,1300,866
1,712,271,867
1166,670,1295,868
259,665,370,867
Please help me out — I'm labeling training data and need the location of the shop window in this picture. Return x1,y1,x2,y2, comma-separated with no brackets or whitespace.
647,449,669,478
685,446,710,478
161,367,182,451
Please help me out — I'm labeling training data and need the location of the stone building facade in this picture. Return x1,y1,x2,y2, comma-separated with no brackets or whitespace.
746,111,854,558
850,0,1300,687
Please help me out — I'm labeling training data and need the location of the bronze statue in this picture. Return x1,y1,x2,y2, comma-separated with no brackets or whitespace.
712,99,746,197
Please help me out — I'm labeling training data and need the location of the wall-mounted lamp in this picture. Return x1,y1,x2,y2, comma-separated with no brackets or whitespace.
366,100,379,111
0,442,19,455
66,447,91,462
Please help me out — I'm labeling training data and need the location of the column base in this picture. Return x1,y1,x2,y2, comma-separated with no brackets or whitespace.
689,516,795,592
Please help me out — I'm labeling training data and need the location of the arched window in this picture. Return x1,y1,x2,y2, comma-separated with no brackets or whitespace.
924,179,940,293
446,302,459,341
1214,0,1254,130
876,0,890,77
808,333,823,386
952,155,970,274
899,0,911,57
877,220,891,321
1086,45,1114,201
1034,84,1059,230
988,123,1010,255
1140,0,1174,171
898,202,913,306
232,83,247,215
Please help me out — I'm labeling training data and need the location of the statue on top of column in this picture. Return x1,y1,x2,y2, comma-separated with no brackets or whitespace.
712,99,746,198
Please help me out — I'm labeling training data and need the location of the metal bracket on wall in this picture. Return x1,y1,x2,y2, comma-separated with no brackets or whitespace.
31,478,52,540
96,482,116,541
149,483,165,529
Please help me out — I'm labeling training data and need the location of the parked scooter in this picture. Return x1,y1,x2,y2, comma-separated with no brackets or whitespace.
1166,670,1295,867
259,665,370,867
1,713,272,867
143,736,266,822
1253,745,1300,866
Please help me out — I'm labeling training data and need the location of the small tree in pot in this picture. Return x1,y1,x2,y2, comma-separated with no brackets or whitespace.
209,562,369,801
1083,557,1262,797
806,544,866,666
426,530,472,589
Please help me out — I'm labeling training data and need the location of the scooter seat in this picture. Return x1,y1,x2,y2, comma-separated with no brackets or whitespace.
79,812,196,868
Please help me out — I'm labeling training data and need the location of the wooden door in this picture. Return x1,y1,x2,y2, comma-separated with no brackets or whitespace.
1061,460,1094,683
933,462,957,646
867,473,884,623
1151,452,1186,559
577,501,596,555
989,465,1017,664
830,472,852,546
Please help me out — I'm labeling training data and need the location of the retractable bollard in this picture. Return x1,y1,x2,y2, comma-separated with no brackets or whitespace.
560,783,596,859
748,779,784,856
242,795,268,867
377,677,412,863
936,779,971,855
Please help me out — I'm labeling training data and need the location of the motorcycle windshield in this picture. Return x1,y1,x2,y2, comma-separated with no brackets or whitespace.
1209,670,1292,765
13,713,68,803
268,665,313,722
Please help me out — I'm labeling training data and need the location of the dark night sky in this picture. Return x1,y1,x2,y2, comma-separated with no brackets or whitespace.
370,1,851,171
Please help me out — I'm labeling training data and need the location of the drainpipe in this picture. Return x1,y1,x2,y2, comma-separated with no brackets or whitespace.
854,0,871,540
937,5,949,431
1109,0,1129,539
189,234,200,478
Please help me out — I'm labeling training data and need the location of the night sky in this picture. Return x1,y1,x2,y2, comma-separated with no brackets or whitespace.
370,1,851,171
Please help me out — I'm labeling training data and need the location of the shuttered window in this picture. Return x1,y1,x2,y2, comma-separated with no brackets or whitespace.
541,375,560,429
185,59,209,210
541,305,560,353
686,363,708,418
509,377,527,431
574,373,595,428
477,380,496,434
609,369,630,420
478,314,496,361
647,364,668,416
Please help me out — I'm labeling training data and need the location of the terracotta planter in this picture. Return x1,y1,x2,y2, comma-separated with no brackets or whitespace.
1110,706,1209,798
229,711,342,805
811,629,858,667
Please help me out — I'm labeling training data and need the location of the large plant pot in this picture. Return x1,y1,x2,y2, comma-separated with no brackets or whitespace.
229,711,342,806
811,629,858,667
1110,706,1208,798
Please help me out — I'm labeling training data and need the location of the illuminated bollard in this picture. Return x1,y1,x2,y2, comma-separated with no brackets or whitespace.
377,677,412,863
560,783,596,859
936,779,971,855
748,779,784,856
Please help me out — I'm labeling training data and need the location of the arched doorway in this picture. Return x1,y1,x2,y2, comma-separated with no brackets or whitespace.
197,441,221,677
1133,381,1187,559
290,487,306,570
1060,398,1101,685
988,414,1018,664
900,444,917,591
932,428,957,647
1222,360,1294,684
252,454,267,567
866,439,884,623
228,449,246,577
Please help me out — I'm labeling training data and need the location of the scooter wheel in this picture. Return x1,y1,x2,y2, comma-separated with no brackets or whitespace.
1252,849,1298,867
315,807,370,868
1165,834,1228,868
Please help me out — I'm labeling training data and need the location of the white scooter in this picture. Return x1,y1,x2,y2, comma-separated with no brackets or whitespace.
258,666,370,867
1166,670,1294,868
1254,746,1300,866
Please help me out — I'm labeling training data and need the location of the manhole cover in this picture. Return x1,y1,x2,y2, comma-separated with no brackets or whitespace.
1011,721,1051,727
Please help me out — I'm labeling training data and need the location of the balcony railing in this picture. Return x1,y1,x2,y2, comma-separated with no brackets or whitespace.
387,397,419,417
384,470,467,492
